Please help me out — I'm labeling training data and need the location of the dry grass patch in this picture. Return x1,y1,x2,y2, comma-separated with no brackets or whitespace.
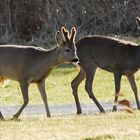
1,111,140,140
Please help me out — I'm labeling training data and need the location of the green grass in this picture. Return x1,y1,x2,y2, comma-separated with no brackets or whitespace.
1,111,140,140
0,64,140,106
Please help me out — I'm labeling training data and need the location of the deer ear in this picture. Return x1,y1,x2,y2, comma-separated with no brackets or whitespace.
136,17,140,30
70,27,77,42
55,31,65,47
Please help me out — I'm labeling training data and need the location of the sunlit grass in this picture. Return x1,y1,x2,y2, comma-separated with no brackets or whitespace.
0,64,140,106
0,111,140,140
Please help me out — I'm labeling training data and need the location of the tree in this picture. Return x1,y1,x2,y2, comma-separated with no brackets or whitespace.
0,0,139,47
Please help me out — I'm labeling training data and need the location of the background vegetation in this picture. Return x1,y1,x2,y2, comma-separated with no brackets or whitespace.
0,0,140,46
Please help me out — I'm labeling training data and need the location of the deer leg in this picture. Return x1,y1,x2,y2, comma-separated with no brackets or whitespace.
37,79,51,117
85,70,105,113
0,111,5,120
113,72,122,111
127,75,140,109
71,68,85,114
13,81,29,119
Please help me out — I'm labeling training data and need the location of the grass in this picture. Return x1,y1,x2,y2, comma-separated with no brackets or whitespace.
0,64,140,106
1,111,140,140
1,38,140,140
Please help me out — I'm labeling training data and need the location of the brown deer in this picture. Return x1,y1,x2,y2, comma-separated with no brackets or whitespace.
71,17,140,114
0,27,78,119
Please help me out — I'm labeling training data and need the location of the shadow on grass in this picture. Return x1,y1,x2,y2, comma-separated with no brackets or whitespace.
51,63,79,75
84,134,116,140
57,63,77,69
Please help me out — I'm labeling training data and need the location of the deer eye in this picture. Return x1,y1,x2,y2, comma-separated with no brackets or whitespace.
63,41,66,46
66,49,70,52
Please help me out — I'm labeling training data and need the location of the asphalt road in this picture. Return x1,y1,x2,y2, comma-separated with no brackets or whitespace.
0,102,136,118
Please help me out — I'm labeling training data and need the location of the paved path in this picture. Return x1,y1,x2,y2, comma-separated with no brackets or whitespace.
0,102,136,118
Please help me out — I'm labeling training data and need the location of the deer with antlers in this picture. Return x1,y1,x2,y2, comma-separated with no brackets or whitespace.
0,27,78,120
71,17,140,114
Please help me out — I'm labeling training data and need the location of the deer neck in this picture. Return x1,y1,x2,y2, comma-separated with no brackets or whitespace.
44,47,62,69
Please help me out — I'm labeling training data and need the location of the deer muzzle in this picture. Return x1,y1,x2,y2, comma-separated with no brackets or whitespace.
71,57,79,63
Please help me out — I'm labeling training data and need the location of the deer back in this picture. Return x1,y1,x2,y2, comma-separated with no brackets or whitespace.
76,35,140,74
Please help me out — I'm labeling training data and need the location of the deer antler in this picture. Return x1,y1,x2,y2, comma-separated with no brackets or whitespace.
61,27,70,42
70,27,77,42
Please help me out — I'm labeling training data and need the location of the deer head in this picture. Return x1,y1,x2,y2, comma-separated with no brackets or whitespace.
55,27,79,63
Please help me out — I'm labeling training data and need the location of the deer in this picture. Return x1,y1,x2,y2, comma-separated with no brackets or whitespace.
0,27,78,120
71,17,140,114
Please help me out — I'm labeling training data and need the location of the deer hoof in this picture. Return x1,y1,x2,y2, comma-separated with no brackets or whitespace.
10,117,21,121
112,106,117,112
